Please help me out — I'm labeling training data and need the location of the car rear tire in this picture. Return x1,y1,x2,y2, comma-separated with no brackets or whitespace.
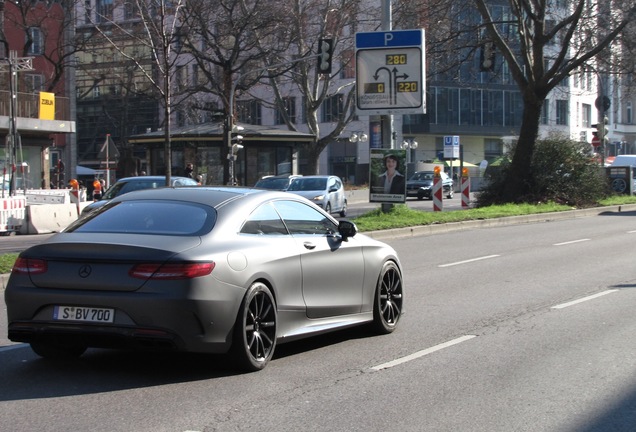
446,188,454,199
371,261,403,334
231,282,277,372
339,200,347,217
30,340,87,359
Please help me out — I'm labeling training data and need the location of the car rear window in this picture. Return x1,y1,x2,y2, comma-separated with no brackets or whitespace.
66,201,215,236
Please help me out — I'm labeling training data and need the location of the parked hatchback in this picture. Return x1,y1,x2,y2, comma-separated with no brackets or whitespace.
286,175,347,216
81,176,198,215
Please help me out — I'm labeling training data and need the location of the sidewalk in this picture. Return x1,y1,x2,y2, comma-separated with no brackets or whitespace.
345,188,370,204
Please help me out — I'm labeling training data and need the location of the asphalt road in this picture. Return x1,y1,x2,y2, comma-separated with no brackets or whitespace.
1,209,636,431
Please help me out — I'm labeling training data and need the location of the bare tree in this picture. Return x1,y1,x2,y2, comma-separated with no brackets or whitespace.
473,0,636,202
181,0,292,184
83,0,187,184
252,0,377,175
1,0,92,93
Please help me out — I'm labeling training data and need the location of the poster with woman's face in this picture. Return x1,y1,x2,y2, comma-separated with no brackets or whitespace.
369,149,407,203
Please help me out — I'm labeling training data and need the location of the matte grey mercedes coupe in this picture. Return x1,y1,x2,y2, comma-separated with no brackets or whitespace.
5,187,404,371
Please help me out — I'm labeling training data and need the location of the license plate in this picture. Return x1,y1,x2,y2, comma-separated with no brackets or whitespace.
53,306,115,323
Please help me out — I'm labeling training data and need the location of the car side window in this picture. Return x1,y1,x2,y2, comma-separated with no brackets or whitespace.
240,203,288,235
273,200,338,236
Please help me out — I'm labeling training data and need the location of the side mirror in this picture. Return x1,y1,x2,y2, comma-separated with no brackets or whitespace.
338,220,358,240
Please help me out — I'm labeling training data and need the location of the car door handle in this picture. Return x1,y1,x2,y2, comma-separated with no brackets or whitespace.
303,242,316,250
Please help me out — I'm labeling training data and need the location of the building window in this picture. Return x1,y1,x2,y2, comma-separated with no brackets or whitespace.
540,101,549,125
339,49,355,79
237,99,262,125
582,103,591,128
24,74,44,93
322,94,344,123
556,99,568,125
27,28,43,55
124,1,138,20
96,0,114,22
175,65,185,91
275,97,296,125
484,139,503,160
627,102,633,124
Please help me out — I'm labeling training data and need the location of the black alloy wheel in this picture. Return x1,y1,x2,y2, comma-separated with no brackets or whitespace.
231,282,277,371
371,261,403,334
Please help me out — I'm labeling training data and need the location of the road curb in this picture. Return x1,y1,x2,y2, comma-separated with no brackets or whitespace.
364,203,636,241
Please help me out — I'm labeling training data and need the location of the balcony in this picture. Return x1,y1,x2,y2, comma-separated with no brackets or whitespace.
0,90,75,136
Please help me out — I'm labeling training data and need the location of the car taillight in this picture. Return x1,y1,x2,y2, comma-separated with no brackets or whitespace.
129,262,215,280
12,257,48,275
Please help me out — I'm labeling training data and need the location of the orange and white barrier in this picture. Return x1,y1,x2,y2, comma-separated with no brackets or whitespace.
433,177,443,212
461,172,470,209
0,196,27,234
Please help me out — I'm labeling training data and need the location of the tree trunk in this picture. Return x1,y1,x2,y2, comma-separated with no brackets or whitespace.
303,142,321,175
501,97,543,202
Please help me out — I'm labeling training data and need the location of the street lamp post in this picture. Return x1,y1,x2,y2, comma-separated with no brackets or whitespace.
349,131,368,144
402,138,418,165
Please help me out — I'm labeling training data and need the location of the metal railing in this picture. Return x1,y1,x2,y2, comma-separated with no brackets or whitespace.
0,90,71,121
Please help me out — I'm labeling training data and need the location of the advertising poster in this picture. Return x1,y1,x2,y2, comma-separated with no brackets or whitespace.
369,149,407,203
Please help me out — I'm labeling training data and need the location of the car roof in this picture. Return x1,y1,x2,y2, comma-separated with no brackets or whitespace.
109,186,295,209
292,175,336,179
115,175,193,182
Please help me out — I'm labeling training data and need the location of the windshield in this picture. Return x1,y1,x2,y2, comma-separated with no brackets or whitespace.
288,178,327,191
255,178,290,190
410,172,434,181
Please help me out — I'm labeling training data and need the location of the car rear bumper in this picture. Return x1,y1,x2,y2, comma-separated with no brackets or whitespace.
5,279,245,354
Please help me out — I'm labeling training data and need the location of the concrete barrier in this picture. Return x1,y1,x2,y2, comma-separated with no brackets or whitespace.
21,203,79,234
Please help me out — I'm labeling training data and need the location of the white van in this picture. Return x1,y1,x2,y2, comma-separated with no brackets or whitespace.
609,155,636,193
610,155,636,169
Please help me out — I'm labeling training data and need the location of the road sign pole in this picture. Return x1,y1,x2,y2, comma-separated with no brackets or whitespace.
381,0,393,213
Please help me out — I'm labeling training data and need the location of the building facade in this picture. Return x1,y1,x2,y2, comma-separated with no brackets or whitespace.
71,0,635,186
0,0,75,192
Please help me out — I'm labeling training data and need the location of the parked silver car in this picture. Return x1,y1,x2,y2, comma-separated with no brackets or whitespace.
286,175,347,216
5,187,403,371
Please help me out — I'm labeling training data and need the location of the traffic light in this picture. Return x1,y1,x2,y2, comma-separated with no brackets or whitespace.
595,116,610,146
317,38,333,74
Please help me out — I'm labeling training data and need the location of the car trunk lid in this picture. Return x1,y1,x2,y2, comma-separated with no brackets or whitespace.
21,233,201,292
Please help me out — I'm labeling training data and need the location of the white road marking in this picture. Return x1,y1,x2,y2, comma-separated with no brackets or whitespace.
553,238,590,246
628,230,636,234
370,335,477,371
438,255,500,268
551,289,619,309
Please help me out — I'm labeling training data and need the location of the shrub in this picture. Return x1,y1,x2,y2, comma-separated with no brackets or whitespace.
477,134,610,207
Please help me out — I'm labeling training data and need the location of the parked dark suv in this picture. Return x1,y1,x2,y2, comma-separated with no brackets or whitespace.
406,171,454,200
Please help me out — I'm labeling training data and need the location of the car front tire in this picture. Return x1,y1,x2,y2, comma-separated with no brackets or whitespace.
339,200,347,217
231,282,277,372
371,260,403,334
